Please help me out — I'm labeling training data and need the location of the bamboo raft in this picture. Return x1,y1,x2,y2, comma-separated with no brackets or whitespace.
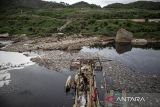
69,58,102,107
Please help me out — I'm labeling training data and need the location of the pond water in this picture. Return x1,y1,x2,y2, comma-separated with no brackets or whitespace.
0,64,75,107
0,42,75,107
0,41,160,107
81,43,160,75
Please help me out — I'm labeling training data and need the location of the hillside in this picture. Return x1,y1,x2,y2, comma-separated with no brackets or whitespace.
104,1,160,10
0,0,160,39
0,0,100,9
1,0,160,10
70,1,100,8
0,0,67,9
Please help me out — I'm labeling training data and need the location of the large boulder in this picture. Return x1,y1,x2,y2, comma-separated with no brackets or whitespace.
116,28,133,42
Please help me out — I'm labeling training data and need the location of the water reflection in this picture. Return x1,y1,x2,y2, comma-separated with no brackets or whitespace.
0,64,75,107
90,43,110,49
115,43,132,54
90,42,160,52
133,42,160,50
90,42,132,54
82,42,160,74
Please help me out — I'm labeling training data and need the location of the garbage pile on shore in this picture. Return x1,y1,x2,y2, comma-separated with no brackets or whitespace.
31,50,103,71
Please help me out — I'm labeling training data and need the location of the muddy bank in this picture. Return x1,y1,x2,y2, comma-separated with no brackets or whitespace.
2,34,160,52
2,36,114,52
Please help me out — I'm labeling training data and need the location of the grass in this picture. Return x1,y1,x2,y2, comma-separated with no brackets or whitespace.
0,14,65,36
0,8,160,38
63,19,160,38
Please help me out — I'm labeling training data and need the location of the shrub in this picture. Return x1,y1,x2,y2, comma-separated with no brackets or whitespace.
88,19,96,24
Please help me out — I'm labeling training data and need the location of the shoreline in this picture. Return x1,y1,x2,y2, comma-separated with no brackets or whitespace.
1,35,160,52
1,36,114,52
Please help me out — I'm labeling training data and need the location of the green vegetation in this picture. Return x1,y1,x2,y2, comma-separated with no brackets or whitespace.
0,0,160,38
70,1,101,8
0,12,65,36
63,19,160,39
104,1,160,10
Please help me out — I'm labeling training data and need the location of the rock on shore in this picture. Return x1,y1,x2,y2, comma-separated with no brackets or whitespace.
116,28,133,42
0,33,9,37
132,39,148,45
